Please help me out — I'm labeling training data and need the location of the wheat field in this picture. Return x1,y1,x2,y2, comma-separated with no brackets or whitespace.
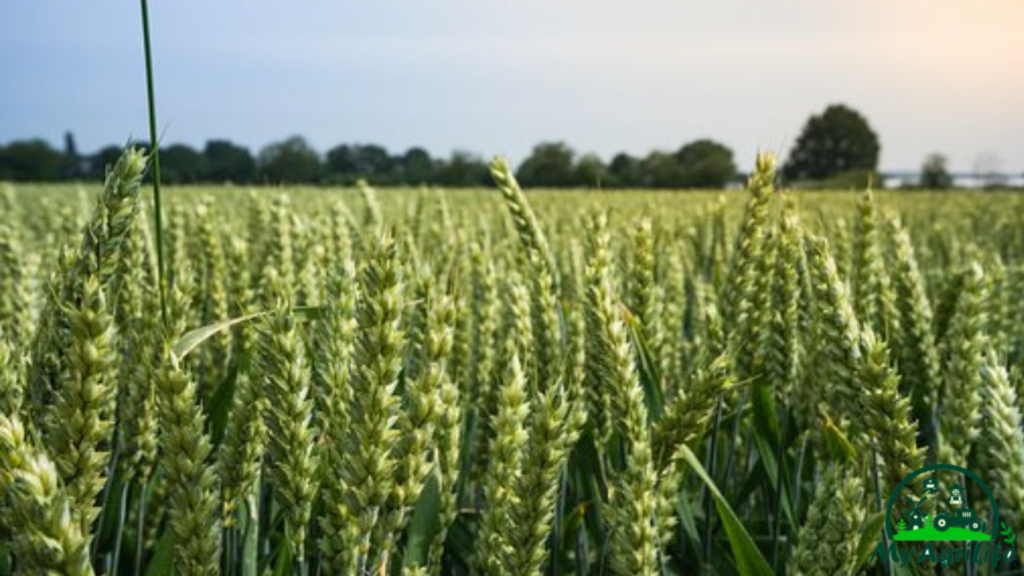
2,149,1024,576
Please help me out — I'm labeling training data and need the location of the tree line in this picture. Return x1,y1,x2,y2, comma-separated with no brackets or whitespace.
4,104,990,189
0,133,740,188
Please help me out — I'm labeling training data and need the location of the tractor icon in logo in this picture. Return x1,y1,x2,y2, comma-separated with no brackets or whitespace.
935,508,982,533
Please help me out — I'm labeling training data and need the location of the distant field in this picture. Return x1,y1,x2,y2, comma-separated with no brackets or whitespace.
9,181,1024,238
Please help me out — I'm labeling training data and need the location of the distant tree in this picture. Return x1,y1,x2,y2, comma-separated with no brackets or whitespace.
675,139,737,188
400,147,435,185
436,150,490,187
63,132,78,159
258,136,322,184
783,104,880,181
325,144,358,181
86,145,126,180
161,144,207,184
0,139,66,182
516,142,576,187
325,144,396,184
643,151,686,188
573,153,608,188
608,152,642,187
920,153,953,189
203,139,256,183
63,132,84,179
355,144,396,182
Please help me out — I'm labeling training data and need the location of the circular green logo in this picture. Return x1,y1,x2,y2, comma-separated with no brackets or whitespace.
885,463,999,542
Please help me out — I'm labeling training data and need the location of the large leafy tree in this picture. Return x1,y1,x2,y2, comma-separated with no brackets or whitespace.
675,139,737,188
0,139,66,182
400,147,435,185
203,139,256,183
608,153,642,188
325,144,396,184
436,150,490,187
573,153,608,188
920,153,953,189
258,136,323,184
516,141,576,187
643,151,686,188
161,143,207,184
783,104,880,181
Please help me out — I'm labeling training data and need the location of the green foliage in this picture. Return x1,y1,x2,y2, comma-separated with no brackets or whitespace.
0,414,96,576
585,214,659,576
783,103,880,182
0,135,748,188
46,276,118,533
256,302,319,563
0,139,69,182
202,140,257,183
160,144,208,184
789,465,867,575
672,139,737,188
980,363,1024,530
516,142,577,188
920,153,953,189
857,329,925,496
7,152,1024,576
514,139,736,189
937,262,987,467
257,136,324,184
154,348,221,576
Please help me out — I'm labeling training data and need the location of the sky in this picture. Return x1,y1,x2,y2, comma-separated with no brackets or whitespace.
1,0,1022,173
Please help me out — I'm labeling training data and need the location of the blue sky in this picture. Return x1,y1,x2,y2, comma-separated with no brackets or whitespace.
1,0,1022,172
